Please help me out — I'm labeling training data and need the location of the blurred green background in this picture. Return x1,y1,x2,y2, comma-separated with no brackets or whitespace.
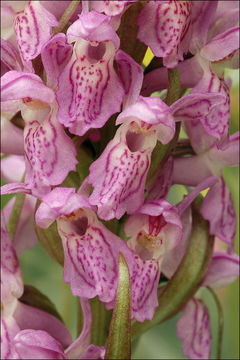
1,68,239,359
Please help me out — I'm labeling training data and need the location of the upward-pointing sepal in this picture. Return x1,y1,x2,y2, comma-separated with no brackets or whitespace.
137,1,192,68
14,0,58,63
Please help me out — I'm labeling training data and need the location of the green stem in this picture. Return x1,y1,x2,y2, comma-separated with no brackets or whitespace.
90,297,112,346
53,0,80,34
7,174,26,241
131,196,214,339
207,287,224,360
77,298,84,336
166,67,181,106
117,1,147,64
146,67,181,187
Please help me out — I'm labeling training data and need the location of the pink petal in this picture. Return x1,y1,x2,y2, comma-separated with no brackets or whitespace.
162,208,192,279
1,225,23,307
56,40,124,136
177,299,211,359
41,33,72,90
1,38,22,71
115,49,143,108
209,4,239,42
65,298,91,358
130,254,160,322
117,96,175,145
137,1,191,68
171,92,226,122
79,344,106,359
105,250,160,322
1,155,25,182
58,208,134,302
1,182,32,196
125,199,182,260
91,1,128,16
1,115,24,155
24,109,77,198
172,156,212,187
200,26,240,62
187,60,230,145
208,131,240,168
202,251,240,288
14,0,58,62
1,4,16,41
2,2,25,12
14,302,72,348
88,122,154,220
13,329,66,360
35,187,91,228
142,55,203,97
189,1,218,54
173,133,239,185
67,11,120,49
1,316,20,360
1,71,55,112
148,155,174,201
200,177,236,246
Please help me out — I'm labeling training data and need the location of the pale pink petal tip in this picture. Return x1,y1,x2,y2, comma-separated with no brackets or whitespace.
13,330,66,359
1,226,23,306
35,187,91,228
177,299,211,359
200,177,236,246
202,251,240,288
79,344,106,359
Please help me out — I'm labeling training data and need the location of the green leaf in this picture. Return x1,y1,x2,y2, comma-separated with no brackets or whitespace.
61,145,93,189
131,196,214,339
60,170,80,189
207,287,224,360
7,173,26,241
146,68,182,190
105,253,131,360
7,192,25,241
35,220,64,266
19,285,63,322
76,146,93,183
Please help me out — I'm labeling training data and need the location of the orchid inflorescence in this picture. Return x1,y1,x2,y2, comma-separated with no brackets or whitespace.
1,1,239,359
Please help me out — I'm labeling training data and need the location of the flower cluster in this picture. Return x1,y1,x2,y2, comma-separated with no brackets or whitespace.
1,1,239,359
